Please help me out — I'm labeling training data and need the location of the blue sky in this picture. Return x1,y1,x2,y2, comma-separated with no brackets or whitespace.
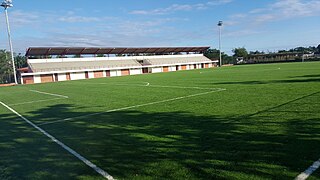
0,0,319,54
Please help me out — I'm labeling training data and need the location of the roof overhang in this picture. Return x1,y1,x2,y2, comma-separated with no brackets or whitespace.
25,47,210,57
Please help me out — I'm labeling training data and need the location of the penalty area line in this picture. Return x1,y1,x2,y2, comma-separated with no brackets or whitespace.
9,98,64,106
0,101,113,180
30,90,69,99
8,90,69,106
295,158,320,180
88,82,219,90
38,88,226,126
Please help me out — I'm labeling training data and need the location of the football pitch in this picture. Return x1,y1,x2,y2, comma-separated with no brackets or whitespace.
1,62,320,179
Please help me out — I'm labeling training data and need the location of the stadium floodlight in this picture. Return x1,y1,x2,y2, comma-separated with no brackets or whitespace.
1,0,17,84
217,21,223,67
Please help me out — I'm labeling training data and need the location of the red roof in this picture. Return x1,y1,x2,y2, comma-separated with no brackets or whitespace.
17,67,29,73
25,47,210,56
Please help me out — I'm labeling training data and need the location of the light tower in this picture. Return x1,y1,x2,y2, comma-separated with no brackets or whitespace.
1,0,17,84
217,20,223,67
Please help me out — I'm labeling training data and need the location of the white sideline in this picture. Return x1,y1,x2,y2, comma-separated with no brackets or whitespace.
38,88,226,126
30,90,69,99
0,101,113,180
295,159,320,180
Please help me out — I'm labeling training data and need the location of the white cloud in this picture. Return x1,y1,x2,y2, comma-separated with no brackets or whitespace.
207,0,233,6
58,16,101,23
249,8,265,14
230,13,247,19
130,4,195,15
272,0,316,16
251,0,320,24
226,0,320,27
223,0,320,39
0,9,192,53
130,0,233,15
0,10,41,27
212,0,320,52
223,20,239,26
0,10,117,27
224,29,263,37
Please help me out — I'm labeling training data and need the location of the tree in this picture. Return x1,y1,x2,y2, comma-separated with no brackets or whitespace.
316,44,320,54
222,53,236,64
204,48,236,65
249,50,264,55
232,47,248,58
0,50,13,84
204,48,220,60
278,50,287,53
15,53,27,69
96,54,105,57
0,50,28,84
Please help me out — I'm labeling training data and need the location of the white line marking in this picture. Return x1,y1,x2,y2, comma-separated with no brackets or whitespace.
148,84,216,90
9,98,63,106
30,90,69,99
9,90,69,106
295,159,320,180
38,88,226,126
91,82,217,90
0,101,113,180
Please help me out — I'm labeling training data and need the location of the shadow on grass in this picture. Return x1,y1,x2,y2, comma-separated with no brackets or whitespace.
2,91,319,180
0,111,105,180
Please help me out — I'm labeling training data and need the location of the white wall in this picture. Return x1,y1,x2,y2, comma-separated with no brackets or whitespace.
102,71,107,77
88,71,95,79
189,65,194,70
58,73,67,81
110,70,117,77
169,66,176,72
110,70,122,77
177,65,182,71
117,70,122,76
130,68,142,75
152,67,162,73
34,75,41,84
70,72,86,80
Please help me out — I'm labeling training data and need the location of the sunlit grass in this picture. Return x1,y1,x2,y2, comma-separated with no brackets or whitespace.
0,62,320,179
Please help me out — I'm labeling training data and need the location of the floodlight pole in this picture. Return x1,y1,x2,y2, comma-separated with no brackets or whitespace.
218,21,223,67
2,0,17,84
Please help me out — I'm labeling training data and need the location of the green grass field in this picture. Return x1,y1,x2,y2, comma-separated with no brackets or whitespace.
1,62,320,180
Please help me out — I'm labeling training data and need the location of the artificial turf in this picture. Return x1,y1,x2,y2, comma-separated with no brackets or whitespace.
0,61,320,179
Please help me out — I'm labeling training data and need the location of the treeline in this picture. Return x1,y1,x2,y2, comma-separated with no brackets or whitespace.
0,50,27,84
204,44,320,65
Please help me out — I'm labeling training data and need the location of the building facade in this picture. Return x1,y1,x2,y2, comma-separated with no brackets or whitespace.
21,47,217,84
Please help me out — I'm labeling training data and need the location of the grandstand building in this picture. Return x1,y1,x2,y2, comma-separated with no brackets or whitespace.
20,47,217,84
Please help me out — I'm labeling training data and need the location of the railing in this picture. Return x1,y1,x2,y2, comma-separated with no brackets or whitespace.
34,63,144,72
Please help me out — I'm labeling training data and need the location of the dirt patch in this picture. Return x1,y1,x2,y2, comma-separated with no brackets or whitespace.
0,83,16,87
